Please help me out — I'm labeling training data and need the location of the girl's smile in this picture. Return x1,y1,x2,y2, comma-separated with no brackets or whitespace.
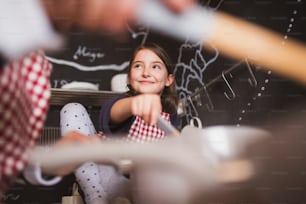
139,80,154,84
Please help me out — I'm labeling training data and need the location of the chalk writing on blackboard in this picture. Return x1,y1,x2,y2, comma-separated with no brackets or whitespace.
3,193,21,201
73,45,105,62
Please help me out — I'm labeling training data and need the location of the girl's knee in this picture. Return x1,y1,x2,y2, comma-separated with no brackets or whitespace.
61,102,86,114
60,102,96,136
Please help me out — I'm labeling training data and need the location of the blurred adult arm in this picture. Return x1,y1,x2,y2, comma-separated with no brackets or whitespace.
23,131,101,185
0,0,195,62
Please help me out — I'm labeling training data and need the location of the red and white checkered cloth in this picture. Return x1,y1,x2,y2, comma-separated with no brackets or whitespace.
0,50,51,199
127,112,170,144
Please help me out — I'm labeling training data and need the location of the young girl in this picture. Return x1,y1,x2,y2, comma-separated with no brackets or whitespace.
60,43,179,204
100,43,179,141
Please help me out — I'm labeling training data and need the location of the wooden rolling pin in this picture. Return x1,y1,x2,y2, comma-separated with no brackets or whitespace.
137,1,306,84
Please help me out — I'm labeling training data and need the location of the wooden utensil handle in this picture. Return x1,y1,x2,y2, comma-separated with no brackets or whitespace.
210,12,306,84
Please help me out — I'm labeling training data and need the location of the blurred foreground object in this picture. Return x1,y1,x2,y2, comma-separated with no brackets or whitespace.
137,0,306,84
29,125,270,203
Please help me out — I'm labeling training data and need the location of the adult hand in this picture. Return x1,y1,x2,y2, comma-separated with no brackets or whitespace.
42,0,196,33
48,131,100,175
161,0,196,13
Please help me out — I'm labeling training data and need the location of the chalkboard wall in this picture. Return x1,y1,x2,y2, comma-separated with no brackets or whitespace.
46,0,306,127
5,0,306,203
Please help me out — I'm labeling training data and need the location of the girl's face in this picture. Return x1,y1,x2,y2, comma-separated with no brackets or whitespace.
128,49,174,94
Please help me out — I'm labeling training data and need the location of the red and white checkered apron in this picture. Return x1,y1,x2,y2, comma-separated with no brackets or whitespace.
126,112,170,144
0,50,51,199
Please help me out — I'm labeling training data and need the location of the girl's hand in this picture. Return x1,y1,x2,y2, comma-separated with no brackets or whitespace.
131,94,162,125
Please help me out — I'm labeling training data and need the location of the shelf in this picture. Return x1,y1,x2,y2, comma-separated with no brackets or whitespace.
50,88,122,107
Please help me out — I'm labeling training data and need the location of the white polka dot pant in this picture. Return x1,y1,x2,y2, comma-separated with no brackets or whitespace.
60,103,131,204
60,103,107,204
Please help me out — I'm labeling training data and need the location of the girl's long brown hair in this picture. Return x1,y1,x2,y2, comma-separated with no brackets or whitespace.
127,43,178,114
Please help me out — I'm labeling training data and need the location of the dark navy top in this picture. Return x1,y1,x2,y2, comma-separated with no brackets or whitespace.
99,94,179,136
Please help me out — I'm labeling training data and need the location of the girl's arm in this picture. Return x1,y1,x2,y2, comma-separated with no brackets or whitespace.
111,94,162,125
110,97,134,124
